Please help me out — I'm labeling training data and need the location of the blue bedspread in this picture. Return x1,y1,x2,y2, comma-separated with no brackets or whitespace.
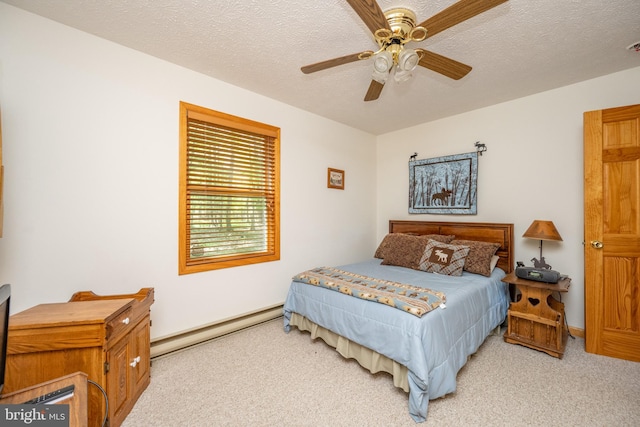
283,258,508,423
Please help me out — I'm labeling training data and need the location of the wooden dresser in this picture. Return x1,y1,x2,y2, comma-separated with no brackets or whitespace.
5,288,154,427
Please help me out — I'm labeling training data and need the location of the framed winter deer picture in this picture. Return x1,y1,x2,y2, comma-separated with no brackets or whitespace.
408,152,478,215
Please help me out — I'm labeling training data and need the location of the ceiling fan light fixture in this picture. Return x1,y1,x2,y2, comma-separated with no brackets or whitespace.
372,50,393,73
372,69,389,84
371,50,393,83
397,48,419,72
393,48,419,83
393,69,413,83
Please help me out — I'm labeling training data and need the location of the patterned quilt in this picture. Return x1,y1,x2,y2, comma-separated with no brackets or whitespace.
292,267,446,317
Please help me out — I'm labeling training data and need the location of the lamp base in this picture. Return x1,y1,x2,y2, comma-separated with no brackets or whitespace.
531,239,552,270
531,257,552,270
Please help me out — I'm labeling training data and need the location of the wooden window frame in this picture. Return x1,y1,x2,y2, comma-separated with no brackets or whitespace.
179,102,280,274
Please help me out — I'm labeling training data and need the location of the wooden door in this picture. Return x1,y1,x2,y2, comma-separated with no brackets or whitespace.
584,104,640,362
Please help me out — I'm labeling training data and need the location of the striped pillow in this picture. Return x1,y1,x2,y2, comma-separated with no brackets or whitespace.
451,239,501,277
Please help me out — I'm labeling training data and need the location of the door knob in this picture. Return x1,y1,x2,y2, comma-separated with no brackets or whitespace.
590,240,603,249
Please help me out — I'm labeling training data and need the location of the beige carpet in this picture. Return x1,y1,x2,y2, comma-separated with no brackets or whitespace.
122,318,640,426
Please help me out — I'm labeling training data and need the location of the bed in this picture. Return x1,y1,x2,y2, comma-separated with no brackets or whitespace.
283,220,514,423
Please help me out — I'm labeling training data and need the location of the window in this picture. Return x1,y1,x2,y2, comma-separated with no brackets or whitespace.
179,102,280,274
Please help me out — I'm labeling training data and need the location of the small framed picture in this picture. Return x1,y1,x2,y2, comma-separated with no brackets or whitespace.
327,168,344,190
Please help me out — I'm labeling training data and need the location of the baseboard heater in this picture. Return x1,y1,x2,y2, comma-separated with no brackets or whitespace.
150,303,284,359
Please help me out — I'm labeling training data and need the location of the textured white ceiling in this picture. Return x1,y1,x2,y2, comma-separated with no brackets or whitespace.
3,0,639,135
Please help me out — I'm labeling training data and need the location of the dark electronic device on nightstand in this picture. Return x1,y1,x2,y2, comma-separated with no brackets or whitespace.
515,265,562,284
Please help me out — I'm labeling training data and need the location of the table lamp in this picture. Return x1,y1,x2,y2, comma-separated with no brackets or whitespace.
523,220,562,270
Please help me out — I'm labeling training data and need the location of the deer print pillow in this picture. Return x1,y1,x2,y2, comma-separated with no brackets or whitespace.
418,240,470,276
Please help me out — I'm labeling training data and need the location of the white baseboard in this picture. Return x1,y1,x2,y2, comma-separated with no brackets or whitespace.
150,303,283,358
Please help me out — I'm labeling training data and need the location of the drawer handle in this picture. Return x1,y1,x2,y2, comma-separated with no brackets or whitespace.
122,317,130,325
130,356,141,368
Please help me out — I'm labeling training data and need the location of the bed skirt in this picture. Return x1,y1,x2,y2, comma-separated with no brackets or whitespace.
289,312,410,393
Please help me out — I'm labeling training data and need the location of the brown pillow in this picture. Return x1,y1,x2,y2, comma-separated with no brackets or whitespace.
374,233,455,259
380,235,431,270
418,240,470,276
451,239,501,277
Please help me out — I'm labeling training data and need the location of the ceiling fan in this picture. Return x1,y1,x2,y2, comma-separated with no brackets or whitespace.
301,0,508,101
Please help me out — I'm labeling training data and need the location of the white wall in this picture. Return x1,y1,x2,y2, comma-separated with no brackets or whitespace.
2,3,638,339
0,4,377,339
376,66,640,330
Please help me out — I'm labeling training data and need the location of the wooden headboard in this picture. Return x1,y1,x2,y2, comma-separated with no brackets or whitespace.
389,220,514,273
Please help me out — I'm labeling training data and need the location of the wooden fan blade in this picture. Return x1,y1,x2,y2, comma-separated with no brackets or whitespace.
417,49,472,80
346,0,391,35
418,0,508,39
364,79,385,101
301,51,372,74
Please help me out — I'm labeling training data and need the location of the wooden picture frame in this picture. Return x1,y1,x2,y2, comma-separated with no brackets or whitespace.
409,152,478,214
327,168,344,190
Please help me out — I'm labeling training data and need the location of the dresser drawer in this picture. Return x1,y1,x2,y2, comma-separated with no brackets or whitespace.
106,306,134,341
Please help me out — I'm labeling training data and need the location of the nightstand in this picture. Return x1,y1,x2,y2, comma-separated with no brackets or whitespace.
502,271,571,358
